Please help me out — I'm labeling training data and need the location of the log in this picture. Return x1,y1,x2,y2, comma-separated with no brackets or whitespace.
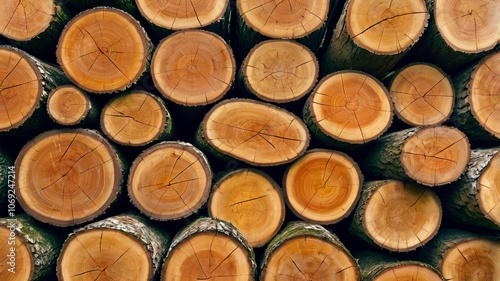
100,90,173,146
260,221,359,280
161,217,256,280
239,39,319,103
47,84,99,126
283,149,363,224
303,70,393,147
354,250,444,281
127,141,212,220
449,51,500,145
151,29,235,106
350,180,442,252
15,128,123,227
418,228,500,281
57,212,169,281
322,0,429,78
362,126,470,186
0,214,62,281
208,168,285,248
56,7,152,94
387,63,454,126
197,98,310,166
438,147,500,230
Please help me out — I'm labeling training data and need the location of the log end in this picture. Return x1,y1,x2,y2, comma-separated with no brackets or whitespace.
47,85,90,126
0,0,54,41
0,225,33,280
477,151,500,226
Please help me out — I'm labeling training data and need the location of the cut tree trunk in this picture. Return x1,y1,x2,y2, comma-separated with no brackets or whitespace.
235,0,330,58
407,0,500,74
128,141,212,221
387,63,454,126
322,0,429,78
350,180,442,252
260,221,359,280
354,250,444,281
239,39,318,103
303,70,393,147
197,98,310,166
0,214,62,281
100,90,172,146
283,149,363,225
57,212,169,281
208,168,285,248
361,126,470,186
418,228,500,281
437,147,500,230
151,29,235,106
47,84,99,126
0,45,68,134
449,51,500,146
161,217,256,281
56,6,152,94
15,128,123,227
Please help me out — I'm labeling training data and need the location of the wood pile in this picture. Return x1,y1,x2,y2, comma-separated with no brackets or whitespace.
0,0,499,280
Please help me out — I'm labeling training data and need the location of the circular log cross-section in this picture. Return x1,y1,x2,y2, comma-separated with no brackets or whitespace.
0,0,54,41
0,224,33,280
283,149,363,224
352,180,441,252
0,46,41,132
128,141,212,220
101,91,172,146
306,71,393,144
435,0,499,53
389,63,454,126
47,85,90,126
241,40,318,103
57,7,151,93
15,129,122,226
151,30,235,106
477,150,500,226
208,169,285,247
199,99,309,166
136,0,228,30
237,0,329,40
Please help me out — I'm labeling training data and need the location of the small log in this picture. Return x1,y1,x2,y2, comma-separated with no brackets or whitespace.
350,180,442,252
0,214,62,281
56,7,152,94
387,63,454,126
303,70,393,147
15,129,123,227
47,85,99,126
283,149,363,224
450,51,500,145
438,147,500,230
151,30,235,106
418,228,500,281
161,217,256,280
57,212,169,281
261,221,359,280
239,39,319,103
362,126,470,186
100,90,172,146
197,98,310,166
208,168,285,247
128,141,212,220
354,250,444,281
322,0,429,78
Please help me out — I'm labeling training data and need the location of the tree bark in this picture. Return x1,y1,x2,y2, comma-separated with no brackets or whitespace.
57,212,169,281
260,221,359,280
349,180,442,252
322,0,429,79
283,149,363,225
15,128,124,227
47,84,99,127
161,217,256,281
128,141,212,221
208,168,285,248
